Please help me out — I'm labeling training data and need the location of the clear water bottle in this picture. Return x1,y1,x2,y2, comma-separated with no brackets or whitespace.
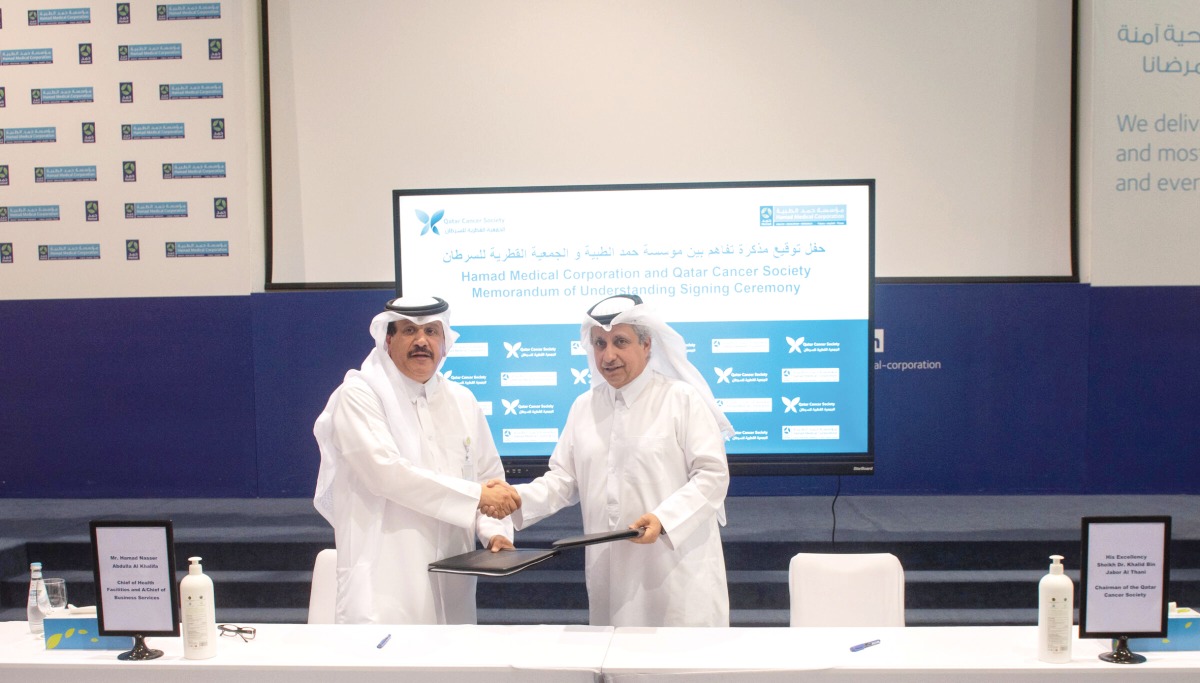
27,562,50,634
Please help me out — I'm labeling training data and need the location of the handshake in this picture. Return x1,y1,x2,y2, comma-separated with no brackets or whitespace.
478,479,521,519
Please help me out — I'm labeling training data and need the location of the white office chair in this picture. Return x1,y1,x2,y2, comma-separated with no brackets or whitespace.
307,548,338,624
788,552,905,627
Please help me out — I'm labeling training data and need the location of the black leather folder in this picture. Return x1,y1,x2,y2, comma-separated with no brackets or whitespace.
551,528,643,549
427,548,559,577
428,528,644,576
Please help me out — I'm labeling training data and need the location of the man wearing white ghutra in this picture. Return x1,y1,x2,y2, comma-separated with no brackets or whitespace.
313,296,520,625
503,294,733,627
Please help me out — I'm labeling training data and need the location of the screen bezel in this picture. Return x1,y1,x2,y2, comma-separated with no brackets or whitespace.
393,179,875,478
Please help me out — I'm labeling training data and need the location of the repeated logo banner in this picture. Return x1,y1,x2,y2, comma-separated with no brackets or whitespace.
0,1,250,300
441,318,870,458
28,8,92,26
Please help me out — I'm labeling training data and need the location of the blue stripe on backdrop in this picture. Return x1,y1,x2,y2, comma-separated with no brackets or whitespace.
1,284,1196,497
250,290,387,497
1085,286,1200,493
0,296,258,497
739,283,1092,496
858,283,1090,495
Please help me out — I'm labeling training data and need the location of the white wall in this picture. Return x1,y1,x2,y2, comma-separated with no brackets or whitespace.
265,0,1075,285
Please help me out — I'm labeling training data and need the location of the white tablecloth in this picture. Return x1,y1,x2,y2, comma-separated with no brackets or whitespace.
0,621,612,683
4,621,1200,683
601,625,1200,682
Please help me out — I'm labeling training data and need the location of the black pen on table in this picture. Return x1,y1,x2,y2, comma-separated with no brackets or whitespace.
849,639,880,652
377,633,392,649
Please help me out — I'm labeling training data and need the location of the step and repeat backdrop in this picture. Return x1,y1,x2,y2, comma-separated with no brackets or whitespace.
0,1,254,299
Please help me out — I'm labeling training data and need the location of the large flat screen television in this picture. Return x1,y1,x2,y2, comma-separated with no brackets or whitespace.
394,180,874,476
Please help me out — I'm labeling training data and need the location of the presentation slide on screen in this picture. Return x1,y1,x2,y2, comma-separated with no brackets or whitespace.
395,182,872,465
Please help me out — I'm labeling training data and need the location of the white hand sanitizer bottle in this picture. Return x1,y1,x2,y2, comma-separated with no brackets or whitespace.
1038,554,1074,663
180,556,218,659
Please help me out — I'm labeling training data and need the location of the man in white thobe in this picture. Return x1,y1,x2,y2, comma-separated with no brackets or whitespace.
506,294,732,627
313,296,520,624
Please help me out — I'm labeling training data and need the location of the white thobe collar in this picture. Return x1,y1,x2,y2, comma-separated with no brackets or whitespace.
607,369,653,407
396,369,439,402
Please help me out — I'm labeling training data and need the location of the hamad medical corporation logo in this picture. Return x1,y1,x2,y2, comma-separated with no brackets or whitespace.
417,209,444,236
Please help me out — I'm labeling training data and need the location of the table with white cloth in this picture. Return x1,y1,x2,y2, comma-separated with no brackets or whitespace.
0,621,612,683
4,621,1200,682
600,625,1200,682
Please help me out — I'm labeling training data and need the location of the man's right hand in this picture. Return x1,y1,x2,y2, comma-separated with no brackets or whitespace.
479,479,521,519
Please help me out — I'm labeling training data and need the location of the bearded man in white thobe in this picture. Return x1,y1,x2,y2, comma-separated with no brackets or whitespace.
313,296,521,625
507,294,732,627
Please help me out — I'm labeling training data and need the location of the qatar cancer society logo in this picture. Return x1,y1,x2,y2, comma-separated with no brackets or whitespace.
417,209,444,236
